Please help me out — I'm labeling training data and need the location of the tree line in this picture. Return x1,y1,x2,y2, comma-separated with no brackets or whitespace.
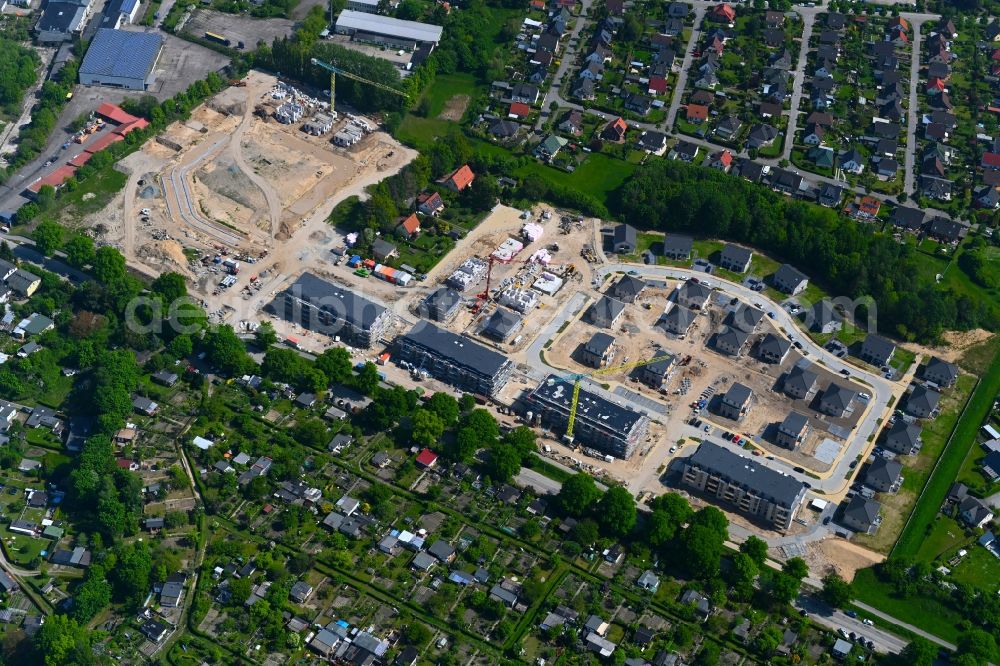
612,160,998,342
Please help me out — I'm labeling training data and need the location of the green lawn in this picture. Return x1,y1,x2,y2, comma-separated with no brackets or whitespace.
852,568,964,645
396,115,453,148
514,153,635,200
421,73,481,118
61,168,128,220
893,351,1000,560
914,514,969,563
949,542,1000,590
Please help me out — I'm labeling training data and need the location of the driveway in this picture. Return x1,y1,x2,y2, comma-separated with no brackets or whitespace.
665,4,707,129
903,17,927,196
536,0,596,130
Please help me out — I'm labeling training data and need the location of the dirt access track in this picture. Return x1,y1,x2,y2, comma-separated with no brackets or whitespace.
103,70,413,291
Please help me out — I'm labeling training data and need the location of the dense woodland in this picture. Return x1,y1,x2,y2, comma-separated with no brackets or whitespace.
613,161,999,343
0,39,39,117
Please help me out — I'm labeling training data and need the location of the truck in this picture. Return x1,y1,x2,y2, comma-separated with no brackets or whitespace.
222,258,240,275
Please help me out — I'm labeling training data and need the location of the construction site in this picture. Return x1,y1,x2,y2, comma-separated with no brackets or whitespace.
88,69,413,317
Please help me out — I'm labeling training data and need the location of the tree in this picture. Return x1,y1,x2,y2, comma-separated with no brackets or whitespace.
404,621,432,645
570,518,599,545
556,473,601,517
487,443,520,483
254,321,278,348
739,536,769,567
150,271,187,303
695,642,720,666
462,408,499,446
293,418,328,448
33,219,62,256
820,572,853,608
424,392,459,425
621,13,643,41
64,234,95,267
502,426,537,459
726,552,758,588
765,571,802,606
315,346,353,384
355,362,380,394
34,615,93,666
464,176,499,211
202,325,253,376
896,638,938,666
679,524,724,580
596,486,636,537
410,408,444,448
109,543,152,611
783,557,808,581
689,506,729,541
754,626,782,656
447,426,479,463
957,629,998,665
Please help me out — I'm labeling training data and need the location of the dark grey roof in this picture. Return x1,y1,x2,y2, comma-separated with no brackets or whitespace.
780,410,809,436
886,420,921,447
688,441,806,507
372,238,396,257
785,364,818,394
481,307,522,340
612,223,636,247
862,334,896,361
844,496,881,526
286,273,387,330
822,382,856,412
759,332,791,358
663,234,693,255
908,385,941,414
866,457,902,486
38,2,85,32
590,295,626,323
401,322,511,377
925,357,959,383
643,353,675,377
427,539,455,561
612,274,646,297
80,29,162,80
422,287,462,320
585,332,615,355
726,303,763,333
677,280,712,303
808,299,842,330
716,326,749,351
773,263,807,287
720,243,752,267
723,382,752,407
662,304,697,329
534,375,648,433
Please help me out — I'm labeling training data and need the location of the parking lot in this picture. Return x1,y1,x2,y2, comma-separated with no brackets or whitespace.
181,9,294,50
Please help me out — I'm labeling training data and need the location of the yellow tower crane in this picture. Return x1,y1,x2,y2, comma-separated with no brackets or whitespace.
562,353,671,443
310,58,409,113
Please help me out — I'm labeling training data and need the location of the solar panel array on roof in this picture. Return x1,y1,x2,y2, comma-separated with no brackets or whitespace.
79,29,163,87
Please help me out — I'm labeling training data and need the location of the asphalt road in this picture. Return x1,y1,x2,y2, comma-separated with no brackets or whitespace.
782,10,817,161
903,17,927,197
665,4,706,129
794,595,909,655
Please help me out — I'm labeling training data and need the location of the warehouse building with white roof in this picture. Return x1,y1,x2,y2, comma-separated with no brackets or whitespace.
334,10,443,49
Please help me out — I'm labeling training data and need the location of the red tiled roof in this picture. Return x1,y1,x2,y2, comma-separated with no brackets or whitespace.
927,77,945,92
712,3,735,21
686,104,709,121
983,152,1000,167
859,196,880,216
68,152,92,168
417,191,443,210
85,132,124,154
399,213,421,234
509,102,531,118
28,165,77,193
114,117,149,136
96,102,139,126
415,448,438,467
648,76,668,94
890,16,909,31
443,164,475,191
716,149,732,167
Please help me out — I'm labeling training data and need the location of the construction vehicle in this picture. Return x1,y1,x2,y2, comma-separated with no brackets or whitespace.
559,354,672,443
229,79,247,87
310,57,408,113
477,255,497,301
